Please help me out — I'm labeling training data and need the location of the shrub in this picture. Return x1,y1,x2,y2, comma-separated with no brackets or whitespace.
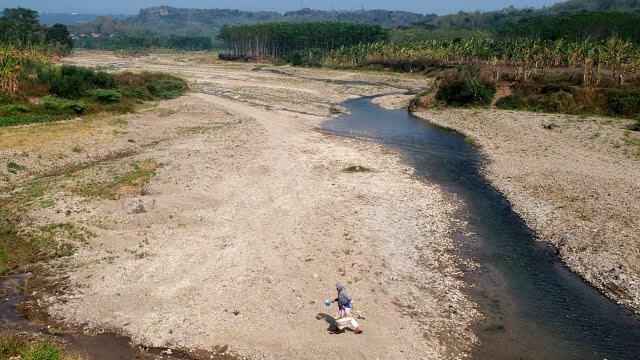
43,96,84,114
628,115,640,131
146,79,187,99
87,89,122,103
288,49,324,67
436,64,496,107
117,86,147,99
607,90,640,117
39,64,115,99
3,104,30,113
0,114,72,127
7,161,24,173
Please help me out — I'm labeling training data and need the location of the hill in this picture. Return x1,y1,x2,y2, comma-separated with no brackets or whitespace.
86,6,436,37
425,0,640,30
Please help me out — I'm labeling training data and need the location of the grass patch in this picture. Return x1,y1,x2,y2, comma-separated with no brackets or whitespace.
342,165,373,173
464,136,477,145
27,222,95,260
578,211,591,221
0,114,73,128
109,118,128,127
71,160,159,199
7,162,25,173
0,332,85,360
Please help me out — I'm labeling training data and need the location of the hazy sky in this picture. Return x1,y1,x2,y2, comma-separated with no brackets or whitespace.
2,0,564,15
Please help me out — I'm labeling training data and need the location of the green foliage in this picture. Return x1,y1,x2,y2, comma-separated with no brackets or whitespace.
42,96,84,114
6,162,25,173
0,114,72,127
1,66,187,128
607,91,640,117
0,334,62,360
627,118,640,131
3,103,29,113
39,64,115,99
146,79,187,99
496,81,640,118
289,49,324,67
436,65,496,107
86,89,122,103
117,86,147,99
342,165,373,173
218,22,388,61
45,23,72,52
497,11,640,43
1,7,72,53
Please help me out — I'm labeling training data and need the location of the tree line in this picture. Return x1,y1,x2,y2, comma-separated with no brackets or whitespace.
0,7,72,53
217,22,387,61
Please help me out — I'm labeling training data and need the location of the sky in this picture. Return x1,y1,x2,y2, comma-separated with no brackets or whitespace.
1,0,565,16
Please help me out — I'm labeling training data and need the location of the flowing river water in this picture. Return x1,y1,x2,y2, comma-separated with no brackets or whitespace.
322,96,640,360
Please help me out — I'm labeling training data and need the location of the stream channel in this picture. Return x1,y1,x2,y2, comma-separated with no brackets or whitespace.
322,96,640,360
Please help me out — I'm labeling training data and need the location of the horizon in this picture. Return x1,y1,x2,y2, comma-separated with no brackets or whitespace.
2,0,564,16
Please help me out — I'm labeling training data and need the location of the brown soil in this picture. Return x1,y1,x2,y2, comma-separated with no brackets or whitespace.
1,52,478,359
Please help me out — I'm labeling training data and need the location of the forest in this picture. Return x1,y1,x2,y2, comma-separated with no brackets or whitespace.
217,22,387,64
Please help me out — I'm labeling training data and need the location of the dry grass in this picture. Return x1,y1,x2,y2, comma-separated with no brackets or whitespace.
0,115,120,152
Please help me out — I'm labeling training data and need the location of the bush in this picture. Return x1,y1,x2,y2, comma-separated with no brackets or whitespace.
117,86,147,99
39,64,115,99
87,89,122,104
0,114,72,127
437,78,495,107
288,49,324,67
0,104,30,117
607,90,640,117
628,115,640,131
436,64,496,107
43,96,84,114
146,79,187,99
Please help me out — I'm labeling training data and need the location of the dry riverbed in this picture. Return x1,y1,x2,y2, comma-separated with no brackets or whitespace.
1,52,477,359
2,51,638,359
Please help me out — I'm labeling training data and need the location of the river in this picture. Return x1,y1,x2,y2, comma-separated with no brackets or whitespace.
322,96,640,360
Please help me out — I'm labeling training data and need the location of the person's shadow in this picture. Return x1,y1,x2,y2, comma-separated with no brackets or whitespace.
316,312,337,331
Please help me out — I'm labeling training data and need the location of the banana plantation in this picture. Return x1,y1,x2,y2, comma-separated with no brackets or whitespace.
324,36,640,86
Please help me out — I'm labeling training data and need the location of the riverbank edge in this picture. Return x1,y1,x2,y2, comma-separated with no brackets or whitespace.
411,107,640,316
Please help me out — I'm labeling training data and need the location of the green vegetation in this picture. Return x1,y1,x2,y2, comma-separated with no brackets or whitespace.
6,161,24,173
0,332,84,360
0,7,72,54
0,59,188,127
217,22,388,63
436,64,496,107
0,8,188,128
342,165,373,173
71,160,160,199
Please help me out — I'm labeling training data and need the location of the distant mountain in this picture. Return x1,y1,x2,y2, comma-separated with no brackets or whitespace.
424,0,640,31
548,0,640,12
39,12,130,26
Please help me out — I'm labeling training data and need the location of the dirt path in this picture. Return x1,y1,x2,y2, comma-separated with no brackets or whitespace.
2,52,478,359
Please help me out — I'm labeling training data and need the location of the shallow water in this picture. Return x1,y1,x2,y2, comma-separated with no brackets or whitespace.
0,274,201,359
322,96,640,360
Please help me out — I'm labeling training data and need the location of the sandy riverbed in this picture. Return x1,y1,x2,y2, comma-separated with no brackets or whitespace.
2,52,478,359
